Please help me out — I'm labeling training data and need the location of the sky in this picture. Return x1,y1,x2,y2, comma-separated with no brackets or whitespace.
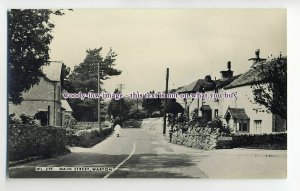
49,9,286,95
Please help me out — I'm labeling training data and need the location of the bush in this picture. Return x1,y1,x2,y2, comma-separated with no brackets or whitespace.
216,133,287,150
9,124,70,161
66,127,112,148
123,119,142,128
128,110,147,120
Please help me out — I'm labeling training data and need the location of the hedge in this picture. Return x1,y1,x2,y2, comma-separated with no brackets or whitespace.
9,125,70,161
216,133,287,150
122,119,142,128
66,127,112,148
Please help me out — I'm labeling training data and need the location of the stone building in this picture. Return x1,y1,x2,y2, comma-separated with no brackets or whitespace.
9,61,70,127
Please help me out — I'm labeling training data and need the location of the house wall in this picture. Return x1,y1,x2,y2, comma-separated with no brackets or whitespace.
222,86,273,134
176,96,200,118
9,78,63,126
177,85,286,134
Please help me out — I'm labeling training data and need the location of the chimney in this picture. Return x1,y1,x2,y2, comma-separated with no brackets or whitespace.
249,49,267,68
220,61,234,80
205,75,212,82
227,61,231,70
255,49,260,59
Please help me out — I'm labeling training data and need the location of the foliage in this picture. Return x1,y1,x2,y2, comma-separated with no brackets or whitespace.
9,114,21,124
128,109,147,120
9,113,37,125
193,116,208,127
66,127,112,147
108,94,131,119
19,114,37,125
8,9,66,104
216,133,287,150
251,56,287,120
67,48,121,121
142,91,162,117
165,99,184,114
68,48,121,92
122,119,142,128
9,124,70,161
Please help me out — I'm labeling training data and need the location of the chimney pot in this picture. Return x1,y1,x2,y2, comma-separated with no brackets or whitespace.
227,61,231,70
255,49,260,58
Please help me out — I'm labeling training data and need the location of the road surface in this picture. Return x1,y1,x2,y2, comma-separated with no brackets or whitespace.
9,126,286,178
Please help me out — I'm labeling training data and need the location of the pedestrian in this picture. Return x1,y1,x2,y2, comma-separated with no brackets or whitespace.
115,124,121,137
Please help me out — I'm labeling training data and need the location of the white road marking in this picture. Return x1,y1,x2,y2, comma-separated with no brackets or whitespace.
103,142,136,178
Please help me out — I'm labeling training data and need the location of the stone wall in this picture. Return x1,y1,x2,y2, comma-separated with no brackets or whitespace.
171,127,220,150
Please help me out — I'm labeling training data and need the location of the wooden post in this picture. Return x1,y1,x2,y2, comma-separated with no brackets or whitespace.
163,68,169,135
98,62,101,133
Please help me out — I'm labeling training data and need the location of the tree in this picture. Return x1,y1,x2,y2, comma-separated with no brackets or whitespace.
8,9,66,104
165,99,184,114
68,48,121,92
251,56,287,120
108,89,131,119
142,91,162,117
68,50,122,121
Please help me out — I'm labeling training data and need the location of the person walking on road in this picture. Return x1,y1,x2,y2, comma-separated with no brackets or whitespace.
115,124,121,137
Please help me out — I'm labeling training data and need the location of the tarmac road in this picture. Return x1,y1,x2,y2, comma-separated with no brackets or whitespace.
9,126,286,178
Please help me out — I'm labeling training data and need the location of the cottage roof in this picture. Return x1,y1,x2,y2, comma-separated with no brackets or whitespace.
224,68,261,89
42,61,62,82
61,99,73,112
216,75,241,89
177,79,216,93
225,108,249,120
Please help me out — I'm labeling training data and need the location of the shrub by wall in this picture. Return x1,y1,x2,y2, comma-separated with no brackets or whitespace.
66,127,112,148
216,133,287,150
9,124,70,161
123,119,142,128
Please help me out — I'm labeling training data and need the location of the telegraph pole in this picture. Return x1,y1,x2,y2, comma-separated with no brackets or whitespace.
98,62,101,133
163,68,169,135
117,84,125,120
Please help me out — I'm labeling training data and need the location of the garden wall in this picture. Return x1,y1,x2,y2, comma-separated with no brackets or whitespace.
171,127,287,150
171,127,220,150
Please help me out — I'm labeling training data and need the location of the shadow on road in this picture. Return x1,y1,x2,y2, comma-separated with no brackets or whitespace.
9,152,208,178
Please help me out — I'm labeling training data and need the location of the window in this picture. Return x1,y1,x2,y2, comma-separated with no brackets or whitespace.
254,120,262,133
238,122,248,132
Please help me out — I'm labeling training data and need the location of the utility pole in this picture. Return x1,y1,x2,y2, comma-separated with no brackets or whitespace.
136,96,139,111
98,62,101,133
163,68,169,135
117,84,125,120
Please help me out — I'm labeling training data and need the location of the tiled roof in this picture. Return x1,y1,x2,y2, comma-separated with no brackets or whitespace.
216,75,241,89
225,108,249,120
224,68,260,89
177,79,216,93
42,61,62,82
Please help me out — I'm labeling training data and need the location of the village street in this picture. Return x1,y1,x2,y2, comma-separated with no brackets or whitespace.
9,120,286,178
